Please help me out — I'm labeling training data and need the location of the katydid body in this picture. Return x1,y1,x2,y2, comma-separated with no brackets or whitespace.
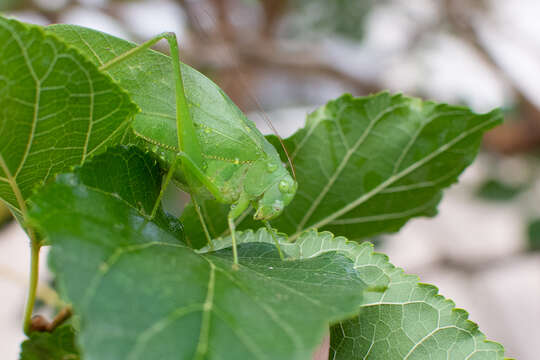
100,33,297,267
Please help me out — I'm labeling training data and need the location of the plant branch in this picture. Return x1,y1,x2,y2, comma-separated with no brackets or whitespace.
442,0,540,153
260,0,289,39
209,0,235,42
30,306,73,333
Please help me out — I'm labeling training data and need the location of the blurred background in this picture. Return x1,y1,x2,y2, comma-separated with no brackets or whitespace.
1,0,540,358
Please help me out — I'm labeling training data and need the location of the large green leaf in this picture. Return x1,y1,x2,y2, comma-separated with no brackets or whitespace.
20,324,80,360
28,146,368,360
206,232,505,360
324,239,506,359
182,93,502,244
0,16,138,223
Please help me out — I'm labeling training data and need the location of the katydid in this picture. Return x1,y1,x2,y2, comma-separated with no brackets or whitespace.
99,33,297,268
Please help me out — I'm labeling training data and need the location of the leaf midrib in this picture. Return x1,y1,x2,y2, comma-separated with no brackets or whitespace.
295,103,408,232
291,111,499,239
78,239,331,360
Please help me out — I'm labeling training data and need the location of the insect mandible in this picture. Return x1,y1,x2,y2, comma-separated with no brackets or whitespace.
99,33,297,268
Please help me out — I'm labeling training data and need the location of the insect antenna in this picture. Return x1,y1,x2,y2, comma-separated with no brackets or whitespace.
240,86,297,180
190,4,297,180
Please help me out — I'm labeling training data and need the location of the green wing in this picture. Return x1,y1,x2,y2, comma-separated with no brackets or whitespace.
46,25,267,164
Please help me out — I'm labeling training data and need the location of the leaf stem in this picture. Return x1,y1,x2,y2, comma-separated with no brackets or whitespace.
23,238,40,335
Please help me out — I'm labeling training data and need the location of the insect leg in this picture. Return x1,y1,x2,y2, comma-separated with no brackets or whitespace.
149,156,179,220
99,32,204,169
263,221,284,260
176,151,226,202
228,194,250,270
191,195,214,250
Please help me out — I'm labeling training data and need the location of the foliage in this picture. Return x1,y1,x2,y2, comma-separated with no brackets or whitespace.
183,93,501,246
20,324,80,360
527,218,540,252
0,201,11,226
476,179,524,201
29,146,369,360
0,15,507,359
0,16,137,225
287,0,377,40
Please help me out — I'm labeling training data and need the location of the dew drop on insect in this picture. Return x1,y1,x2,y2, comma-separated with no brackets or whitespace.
266,162,278,173
279,180,290,193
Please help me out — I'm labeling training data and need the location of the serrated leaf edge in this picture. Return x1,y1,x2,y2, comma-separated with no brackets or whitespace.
201,228,505,357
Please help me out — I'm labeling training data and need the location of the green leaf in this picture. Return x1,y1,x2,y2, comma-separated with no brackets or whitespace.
20,324,80,360
323,239,506,359
29,146,368,360
0,16,138,223
182,93,502,243
288,0,375,40
527,218,540,252
476,179,524,201
205,230,505,359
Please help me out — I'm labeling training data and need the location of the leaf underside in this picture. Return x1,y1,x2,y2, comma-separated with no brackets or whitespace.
0,16,138,222
29,147,368,360
182,92,502,246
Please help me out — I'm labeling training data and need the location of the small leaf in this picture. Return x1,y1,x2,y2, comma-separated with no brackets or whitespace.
476,179,524,201
527,218,540,252
0,16,138,223
29,146,368,360
183,93,502,242
20,324,80,360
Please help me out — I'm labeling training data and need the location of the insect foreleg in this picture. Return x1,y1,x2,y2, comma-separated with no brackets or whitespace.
228,194,250,270
263,221,284,260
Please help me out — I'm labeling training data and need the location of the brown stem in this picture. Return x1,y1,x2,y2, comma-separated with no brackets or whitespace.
30,306,73,333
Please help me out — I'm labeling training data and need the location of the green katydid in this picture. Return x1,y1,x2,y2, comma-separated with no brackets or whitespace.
98,33,297,267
